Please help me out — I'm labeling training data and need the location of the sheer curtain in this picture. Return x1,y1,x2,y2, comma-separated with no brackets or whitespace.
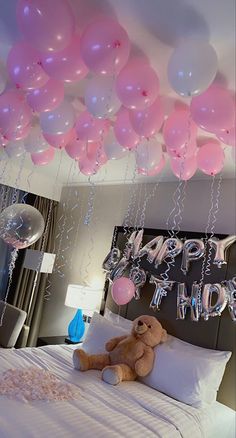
0,184,26,300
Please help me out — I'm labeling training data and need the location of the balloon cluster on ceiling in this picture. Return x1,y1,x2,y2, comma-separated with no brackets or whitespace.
0,0,235,180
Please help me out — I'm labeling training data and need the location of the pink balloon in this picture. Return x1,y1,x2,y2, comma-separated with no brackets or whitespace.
197,141,225,175
27,79,64,113
31,146,55,166
16,0,75,53
163,109,197,150
116,59,159,110
80,18,130,75
41,35,88,82
170,155,197,180
190,86,235,132
65,138,86,160
43,127,76,149
0,90,32,139
76,111,109,142
111,277,135,305
138,154,166,176
129,97,164,137
166,139,198,159
216,126,235,148
114,107,139,150
78,142,107,176
7,42,49,90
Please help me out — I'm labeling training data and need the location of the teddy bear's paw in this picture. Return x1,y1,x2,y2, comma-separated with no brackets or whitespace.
102,365,122,385
73,349,89,371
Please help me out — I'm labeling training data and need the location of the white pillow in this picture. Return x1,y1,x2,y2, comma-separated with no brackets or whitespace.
140,335,231,408
104,308,132,331
82,312,129,354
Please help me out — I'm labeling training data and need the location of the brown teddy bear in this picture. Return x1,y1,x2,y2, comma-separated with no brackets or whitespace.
73,315,167,385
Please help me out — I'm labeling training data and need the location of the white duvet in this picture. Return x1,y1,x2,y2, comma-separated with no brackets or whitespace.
0,345,235,438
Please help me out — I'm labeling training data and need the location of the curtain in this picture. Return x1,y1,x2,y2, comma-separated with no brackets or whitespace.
0,184,26,300
11,196,58,347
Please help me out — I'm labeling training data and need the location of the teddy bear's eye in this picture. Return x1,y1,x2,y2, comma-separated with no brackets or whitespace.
148,325,151,328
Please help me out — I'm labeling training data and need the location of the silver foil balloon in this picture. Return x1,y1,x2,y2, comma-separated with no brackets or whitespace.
177,282,201,321
222,277,236,322
0,203,45,249
181,239,205,275
124,229,143,260
102,247,121,274
129,266,147,300
110,257,130,281
155,237,183,266
208,235,236,268
149,276,175,311
202,283,228,321
137,235,164,268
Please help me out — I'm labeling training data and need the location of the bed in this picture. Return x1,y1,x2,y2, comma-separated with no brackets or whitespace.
0,227,235,437
0,344,235,438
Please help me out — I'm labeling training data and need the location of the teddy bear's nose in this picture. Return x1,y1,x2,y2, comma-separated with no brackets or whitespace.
138,320,143,326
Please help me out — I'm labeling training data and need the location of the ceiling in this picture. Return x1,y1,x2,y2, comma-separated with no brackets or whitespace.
0,0,235,192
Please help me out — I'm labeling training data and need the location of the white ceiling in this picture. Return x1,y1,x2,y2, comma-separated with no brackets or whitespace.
0,0,235,193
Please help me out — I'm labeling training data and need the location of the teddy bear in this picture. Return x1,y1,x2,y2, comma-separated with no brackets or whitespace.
73,315,167,385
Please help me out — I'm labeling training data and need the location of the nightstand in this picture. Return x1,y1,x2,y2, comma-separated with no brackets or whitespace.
37,336,83,347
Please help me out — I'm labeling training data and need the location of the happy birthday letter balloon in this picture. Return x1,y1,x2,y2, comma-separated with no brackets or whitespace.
0,204,45,249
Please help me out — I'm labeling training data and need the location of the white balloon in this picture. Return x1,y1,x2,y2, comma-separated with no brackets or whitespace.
136,138,162,170
168,40,218,97
40,100,75,135
24,126,49,153
0,63,7,95
103,128,128,160
5,140,25,158
85,76,121,119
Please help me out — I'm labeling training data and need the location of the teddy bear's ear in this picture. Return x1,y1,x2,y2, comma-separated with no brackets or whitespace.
161,329,168,343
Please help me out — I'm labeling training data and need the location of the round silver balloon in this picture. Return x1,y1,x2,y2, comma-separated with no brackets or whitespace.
0,204,45,249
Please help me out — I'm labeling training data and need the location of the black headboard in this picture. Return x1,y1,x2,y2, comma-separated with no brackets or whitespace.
104,227,236,410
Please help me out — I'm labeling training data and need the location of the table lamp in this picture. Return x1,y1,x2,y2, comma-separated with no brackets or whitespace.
64,284,103,344
23,249,56,314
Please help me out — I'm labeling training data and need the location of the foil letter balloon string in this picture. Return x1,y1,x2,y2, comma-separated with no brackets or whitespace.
222,277,236,322
202,283,228,321
177,282,201,321
149,276,175,311
137,235,164,267
208,235,236,268
181,239,205,275
155,238,183,266
129,266,147,300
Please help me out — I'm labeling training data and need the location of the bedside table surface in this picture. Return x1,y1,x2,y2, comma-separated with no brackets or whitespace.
38,336,67,346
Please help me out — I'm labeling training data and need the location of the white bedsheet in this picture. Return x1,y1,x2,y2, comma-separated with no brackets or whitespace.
0,345,235,438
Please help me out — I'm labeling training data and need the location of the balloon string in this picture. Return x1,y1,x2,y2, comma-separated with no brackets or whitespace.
205,172,223,277
0,160,9,186
198,175,216,292
83,177,96,286
11,152,27,204
0,248,19,326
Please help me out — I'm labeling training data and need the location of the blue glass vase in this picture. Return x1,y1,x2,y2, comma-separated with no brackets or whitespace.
68,309,85,343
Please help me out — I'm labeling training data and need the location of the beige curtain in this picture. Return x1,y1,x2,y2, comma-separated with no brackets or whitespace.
12,196,58,347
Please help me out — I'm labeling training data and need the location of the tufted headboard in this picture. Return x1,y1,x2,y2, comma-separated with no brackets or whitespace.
103,227,236,410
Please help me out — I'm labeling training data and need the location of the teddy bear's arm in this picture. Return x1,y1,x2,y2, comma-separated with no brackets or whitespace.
134,346,154,377
105,335,128,352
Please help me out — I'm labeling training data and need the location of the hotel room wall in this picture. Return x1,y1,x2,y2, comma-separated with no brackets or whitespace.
39,178,236,337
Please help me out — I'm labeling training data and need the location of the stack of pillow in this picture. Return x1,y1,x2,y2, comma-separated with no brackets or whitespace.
81,309,231,408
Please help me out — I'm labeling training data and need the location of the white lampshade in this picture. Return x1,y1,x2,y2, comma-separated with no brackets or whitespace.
65,284,103,311
23,249,56,273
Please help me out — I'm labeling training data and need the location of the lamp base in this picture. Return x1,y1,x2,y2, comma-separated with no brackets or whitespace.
65,337,82,344
67,308,85,344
